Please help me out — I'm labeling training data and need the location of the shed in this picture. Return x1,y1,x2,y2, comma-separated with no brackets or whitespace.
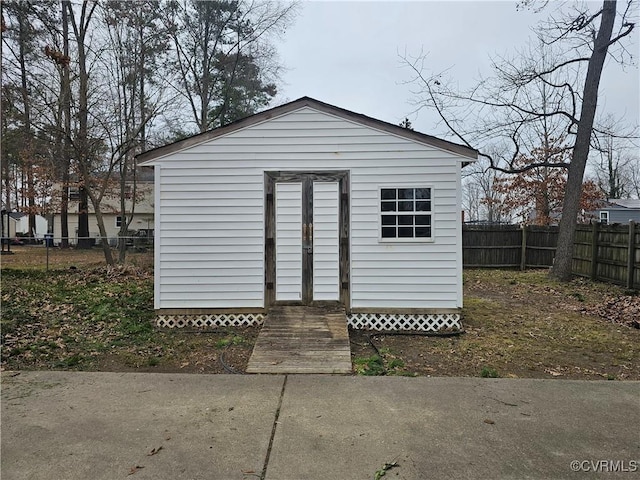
138,97,477,331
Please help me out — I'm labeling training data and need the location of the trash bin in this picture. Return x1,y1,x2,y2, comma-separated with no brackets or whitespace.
44,233,54,247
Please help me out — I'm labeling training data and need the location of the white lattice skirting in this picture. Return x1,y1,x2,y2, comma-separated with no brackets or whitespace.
348,313,462,332
157,313,264,329
157,311,459,331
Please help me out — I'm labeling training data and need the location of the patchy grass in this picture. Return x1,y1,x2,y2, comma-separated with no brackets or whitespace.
0,265,257,373
480,366,500,378
350,269,640,380
353,346,411,376
353,355,386,376
3,256,638,379
214,335,246,349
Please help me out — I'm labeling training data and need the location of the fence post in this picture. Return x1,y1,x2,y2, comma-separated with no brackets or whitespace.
628,221,636,289
520,224,527,271
590,221,599,281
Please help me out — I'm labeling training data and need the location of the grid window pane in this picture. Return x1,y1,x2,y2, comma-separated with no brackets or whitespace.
398,215,413,225
398,201,413,211
382,227,396,238
381,189,396,200
416,227,431,237
398,227,413,237
416,188,431,199
382,215,396,225
398,188,414,199
416,215,431,226
381,201,396,212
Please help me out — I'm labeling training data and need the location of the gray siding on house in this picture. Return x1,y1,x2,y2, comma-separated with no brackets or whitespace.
148,106,468,310
602,209,640,224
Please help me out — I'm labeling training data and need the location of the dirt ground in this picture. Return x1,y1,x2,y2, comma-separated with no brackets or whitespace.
1,246,639,378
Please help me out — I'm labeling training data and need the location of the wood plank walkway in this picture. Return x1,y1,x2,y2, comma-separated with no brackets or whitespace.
246,305,352,374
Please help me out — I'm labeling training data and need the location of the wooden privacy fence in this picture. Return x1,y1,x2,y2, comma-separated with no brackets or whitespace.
573,222,640,289
463,224,558,269
462,222,640,289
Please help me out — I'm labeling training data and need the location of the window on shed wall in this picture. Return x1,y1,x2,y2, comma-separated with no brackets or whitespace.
116,216,126,228
380,187,433,240
599,211,609,224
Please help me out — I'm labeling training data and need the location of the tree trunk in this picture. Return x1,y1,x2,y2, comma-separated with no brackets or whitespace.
91,200,115,266
71,1,93,249
76,186,91,248
118,158,128,264
60,169,70,247
551,0,617,281
17,8,35,238
27,169,36,237
60,0,71,248
138,20,146,152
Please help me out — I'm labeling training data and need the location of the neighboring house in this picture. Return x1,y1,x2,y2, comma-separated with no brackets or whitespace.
597,199,640,224
138,97,478,331
15,213,48,238
50,174,155,246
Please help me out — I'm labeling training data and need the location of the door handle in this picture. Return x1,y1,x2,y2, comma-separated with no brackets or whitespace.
302,223,308,241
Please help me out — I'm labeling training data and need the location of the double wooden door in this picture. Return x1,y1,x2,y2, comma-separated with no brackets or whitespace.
265,171,349,306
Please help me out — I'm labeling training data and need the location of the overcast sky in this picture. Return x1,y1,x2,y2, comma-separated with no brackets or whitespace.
273,0,639,139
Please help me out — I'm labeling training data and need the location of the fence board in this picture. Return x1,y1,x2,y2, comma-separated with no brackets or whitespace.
525,225,559,267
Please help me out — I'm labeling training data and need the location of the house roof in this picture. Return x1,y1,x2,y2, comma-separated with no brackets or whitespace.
137,96,478,164
606,198,640,209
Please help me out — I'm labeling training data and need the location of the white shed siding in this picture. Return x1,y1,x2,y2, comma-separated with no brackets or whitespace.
152,106,464,310
157,168,265,308
350,168,460,309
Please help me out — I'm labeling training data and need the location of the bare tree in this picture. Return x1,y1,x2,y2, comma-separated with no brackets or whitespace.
591,122,639,199
1,1,54,238
38,0,73,248
2,0,300,265
101,1,170,263
628,154,640,197
462,159,510,223
65,0,98,250
548,0,634,279
405,0,636,280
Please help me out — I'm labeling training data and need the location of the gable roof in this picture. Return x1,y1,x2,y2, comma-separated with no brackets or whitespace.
137,96,478,164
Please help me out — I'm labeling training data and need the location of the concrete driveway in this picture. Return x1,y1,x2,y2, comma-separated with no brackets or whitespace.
1,372,638,479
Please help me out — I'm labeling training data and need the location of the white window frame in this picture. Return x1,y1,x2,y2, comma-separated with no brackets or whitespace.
115,215,126,228
378,185,434,243
67,186,80,200
599,211,609,224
